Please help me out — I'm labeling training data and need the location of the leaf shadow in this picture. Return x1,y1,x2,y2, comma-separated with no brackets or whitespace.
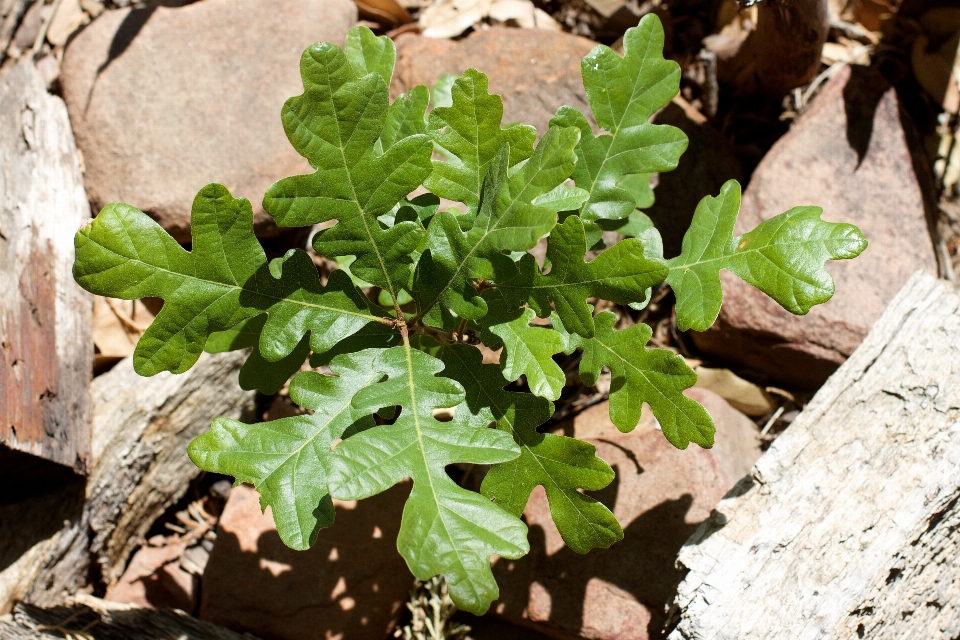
197,483,412,640
487,468,702,639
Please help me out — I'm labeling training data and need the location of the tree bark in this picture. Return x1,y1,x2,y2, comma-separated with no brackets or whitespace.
0,59,92,479
668,271,960,639
0,351,257,612
0,595,259,639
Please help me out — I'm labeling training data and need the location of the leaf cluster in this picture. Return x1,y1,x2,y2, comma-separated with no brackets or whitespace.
72,16,866,614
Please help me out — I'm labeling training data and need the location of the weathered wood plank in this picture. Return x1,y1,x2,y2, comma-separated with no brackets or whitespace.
668,271,960,639
0,350,256,611
0,595,259,639
0,60,92,477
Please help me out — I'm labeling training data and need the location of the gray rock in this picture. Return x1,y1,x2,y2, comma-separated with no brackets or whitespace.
60,0,356,243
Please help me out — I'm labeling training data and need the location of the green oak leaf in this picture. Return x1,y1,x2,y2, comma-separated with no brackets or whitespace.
492,214,668,337
488,308,566,400
425,69,536,213
263,26,432,301
414,125,582,321
327,344,527,615
551,15,687,221
438,344,621,554
205,315,310,395
556,311,715,449
666,179,869,331
73,183,387,376
188,350,382,550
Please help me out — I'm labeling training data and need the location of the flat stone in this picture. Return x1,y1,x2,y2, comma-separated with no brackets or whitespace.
60,0,356,243
199,483,413,640
392,28,598,136
490,388,761,640
689,65,938,389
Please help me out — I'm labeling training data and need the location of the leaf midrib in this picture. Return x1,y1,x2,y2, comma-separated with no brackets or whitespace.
85,240,388,326
447,347,612,537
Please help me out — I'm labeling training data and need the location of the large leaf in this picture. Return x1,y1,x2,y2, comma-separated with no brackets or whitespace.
188,350,382,550
492,214,668,337
414,125,582,321
327,343,527,614
666,180,869,331
262,26,432,302
556,311,714,449
73,184,387,376
550,15,687,221
438,344,621,554
425,69,536,213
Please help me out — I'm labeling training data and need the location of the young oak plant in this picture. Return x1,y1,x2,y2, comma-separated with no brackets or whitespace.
72,16,867,614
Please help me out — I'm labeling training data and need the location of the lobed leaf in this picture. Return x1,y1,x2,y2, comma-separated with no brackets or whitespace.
263,26,433,302
425,69,536,213
414,125,582,322
491,214,668,337
73,184,387,377
556,311,715,449
551,15,687,221
327,344,527,614
188,350,383,550
438,344,622,554
667,180,869,331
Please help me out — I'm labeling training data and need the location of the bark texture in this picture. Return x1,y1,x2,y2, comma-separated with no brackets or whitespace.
0,595,258,639
668,270,960,639
0,351,256,611
0,60,92,476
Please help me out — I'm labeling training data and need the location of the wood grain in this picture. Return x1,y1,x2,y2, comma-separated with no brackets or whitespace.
668,271,960,639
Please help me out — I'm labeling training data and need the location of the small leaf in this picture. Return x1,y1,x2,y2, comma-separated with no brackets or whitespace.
557,311,715,449
415,126,582,322
489,308,566,400
188,350,383,550
551,15,687,221
438,344,622,554
425,69,536,213
491,214,668,337
328,343,527,615
666,180,868,331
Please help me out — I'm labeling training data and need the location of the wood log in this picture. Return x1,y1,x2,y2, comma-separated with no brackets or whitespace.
0,59,92,482
0,595,259,639
667,271,960,639
0,351,257,611
705,0,829,99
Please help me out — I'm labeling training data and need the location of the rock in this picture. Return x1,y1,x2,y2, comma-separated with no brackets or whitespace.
200,483,413,640
104,540,197,612
60,0,357,243
392,28,598,135
490,388,761,640
689,65,938,389
646,98,744,259
0,60,92,482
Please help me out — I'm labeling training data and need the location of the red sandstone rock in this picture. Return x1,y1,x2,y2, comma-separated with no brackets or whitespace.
60,0,355,243
199,483,412,640
392,28,598,135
